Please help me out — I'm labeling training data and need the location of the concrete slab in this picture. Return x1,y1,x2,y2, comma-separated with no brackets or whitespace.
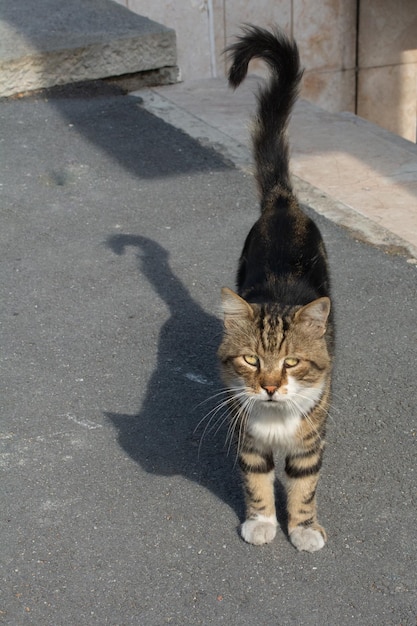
138,78,417,260
0,0,177,97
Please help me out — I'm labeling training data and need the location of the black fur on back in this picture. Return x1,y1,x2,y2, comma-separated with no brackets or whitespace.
226,25,330,308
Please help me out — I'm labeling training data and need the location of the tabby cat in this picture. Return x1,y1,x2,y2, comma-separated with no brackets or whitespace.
218,25,334,552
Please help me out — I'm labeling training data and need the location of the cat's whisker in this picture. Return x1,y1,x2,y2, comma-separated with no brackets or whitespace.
207,399,243,437
195,398,232,455
192,388,234,413
213,410,234,438
194,389,244,430
233,397,254,462
226,414,241,457
195,388,251,457
196,396,230,423
294,390,337,424
224,399,244,445
196,402,231,455
233,411,246,465
289,398,324,441
223,394,253,461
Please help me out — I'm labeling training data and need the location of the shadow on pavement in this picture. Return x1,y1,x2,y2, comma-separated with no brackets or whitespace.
104,234,289,535
14,85,233,181
104,234,247,520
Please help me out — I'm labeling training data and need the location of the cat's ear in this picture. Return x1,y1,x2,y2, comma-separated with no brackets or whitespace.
294,297,330,338
221,287,254,328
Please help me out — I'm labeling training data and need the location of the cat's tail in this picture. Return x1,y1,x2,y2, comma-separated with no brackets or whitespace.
227,25,303,198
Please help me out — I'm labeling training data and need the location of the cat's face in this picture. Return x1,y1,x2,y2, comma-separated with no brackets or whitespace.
218,288,332,422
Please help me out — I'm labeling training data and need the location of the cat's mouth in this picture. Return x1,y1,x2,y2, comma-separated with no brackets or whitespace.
259,389,288,402
260,394,287,405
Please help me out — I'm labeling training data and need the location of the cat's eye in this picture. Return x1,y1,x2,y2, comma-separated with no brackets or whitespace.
243,355,259,367
284,357,299,368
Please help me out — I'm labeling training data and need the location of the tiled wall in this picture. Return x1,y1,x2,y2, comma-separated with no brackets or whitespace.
220,0,357,113
357,0,417,142
115,0,417,141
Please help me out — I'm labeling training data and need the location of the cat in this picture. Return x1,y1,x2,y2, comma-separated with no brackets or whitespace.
217,25,334,552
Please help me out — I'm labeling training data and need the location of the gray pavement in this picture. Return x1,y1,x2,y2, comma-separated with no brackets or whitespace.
1,86,416,625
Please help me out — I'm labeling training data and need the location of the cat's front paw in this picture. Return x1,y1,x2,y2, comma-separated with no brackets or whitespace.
241,515,278,545
289,526,326,552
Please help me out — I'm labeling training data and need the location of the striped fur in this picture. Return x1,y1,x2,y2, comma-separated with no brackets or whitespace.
218,26,334,552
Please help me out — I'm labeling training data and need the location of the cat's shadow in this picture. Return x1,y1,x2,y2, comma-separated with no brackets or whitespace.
105,234,287,534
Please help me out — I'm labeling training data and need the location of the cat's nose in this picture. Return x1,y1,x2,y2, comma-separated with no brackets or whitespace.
264,385,277,396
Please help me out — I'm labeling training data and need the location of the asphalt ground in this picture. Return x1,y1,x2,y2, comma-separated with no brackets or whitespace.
1,87,416,625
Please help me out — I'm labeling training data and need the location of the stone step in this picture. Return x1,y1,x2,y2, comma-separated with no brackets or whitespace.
0,0,177,97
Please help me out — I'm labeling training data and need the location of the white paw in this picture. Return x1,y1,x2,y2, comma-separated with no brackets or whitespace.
241,516,278,545
289,527,325,552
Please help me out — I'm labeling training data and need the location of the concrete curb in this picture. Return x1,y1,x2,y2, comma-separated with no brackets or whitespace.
136,88,417,263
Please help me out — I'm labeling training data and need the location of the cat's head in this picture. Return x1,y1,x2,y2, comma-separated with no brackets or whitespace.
218,287,332,413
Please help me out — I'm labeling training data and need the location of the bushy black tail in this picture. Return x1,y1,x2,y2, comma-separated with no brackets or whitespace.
227,25,303,198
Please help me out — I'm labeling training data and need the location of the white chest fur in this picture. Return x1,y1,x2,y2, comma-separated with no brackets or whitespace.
246,383,323,451
247,405,301,450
